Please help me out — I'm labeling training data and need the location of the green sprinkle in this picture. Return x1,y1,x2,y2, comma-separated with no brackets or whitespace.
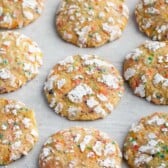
129,137,135,142
156,152,165,159
86,146,92,150
3,59,8,64
159,153,165,159
13,122,18,126
156,94,162,99
162,145,168,153
148,57,153,60
20,107,28,111
147,56,153,64
89,34,93,38
88,65,93,71
99,68,106,73
0,133,3,139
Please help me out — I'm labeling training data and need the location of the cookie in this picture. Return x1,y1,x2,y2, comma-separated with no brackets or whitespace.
39,127,122,168
135,0,168,41
0,0,44,29
0,31,43,93
124,112,168,168
124,41,168,105
56,0,129,48
0,98,38,165
44,54,124,120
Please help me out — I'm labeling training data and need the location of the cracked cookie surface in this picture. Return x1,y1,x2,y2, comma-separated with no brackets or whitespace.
39,127,121,168
124,41,168,105
135,0,168,41
0,31,43,93
56,0,129,48
124,112,168,168
44,54,124,120
0,98,38,165
0,0,44,29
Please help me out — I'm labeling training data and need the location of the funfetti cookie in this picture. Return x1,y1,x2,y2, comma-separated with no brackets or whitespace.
44,54,124,120
135,0,168,41
0,98,38,165
124,41,168,105
0,31,43,93
39,127,122,168
124,112,168,168
56,0,129,48
0,0,44,29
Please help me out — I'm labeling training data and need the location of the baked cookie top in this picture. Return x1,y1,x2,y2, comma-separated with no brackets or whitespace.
39,127,122,168
0,31,43,93
0,98,38,165
44,54,124,120
124,112,168,168
0,0,44,29
135,0,168,41
124,41,168,105
56,0,129,48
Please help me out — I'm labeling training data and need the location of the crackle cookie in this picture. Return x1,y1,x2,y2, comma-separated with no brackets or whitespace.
0,31,43,93
0,0,44,29
39,127,122,168
135,0,168,41
124,112,168,168
0,98,38,165
44,54,124,120
56,0,129,48
124,41,168,105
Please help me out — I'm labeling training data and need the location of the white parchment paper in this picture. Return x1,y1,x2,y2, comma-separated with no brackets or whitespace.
1,0,167,168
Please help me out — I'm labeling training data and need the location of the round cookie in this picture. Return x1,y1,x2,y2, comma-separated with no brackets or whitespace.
135,0,168,41
124,112,168,168
0,31,43,93
124,41,168,105
56,0,129,48
39,127,122,168
44,54,124,120
0,98,38,165
0,0,44,29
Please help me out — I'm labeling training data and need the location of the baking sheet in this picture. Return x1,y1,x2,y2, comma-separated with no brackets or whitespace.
1,0,168,168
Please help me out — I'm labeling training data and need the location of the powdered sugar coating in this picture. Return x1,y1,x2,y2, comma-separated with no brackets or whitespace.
0,0,44,29
39,127,121,168
0,31,43,93
124,112,168,168
0,98,38,165
44,54,124,120
56,0,129,48
135,0,168,41
124,41,168,104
